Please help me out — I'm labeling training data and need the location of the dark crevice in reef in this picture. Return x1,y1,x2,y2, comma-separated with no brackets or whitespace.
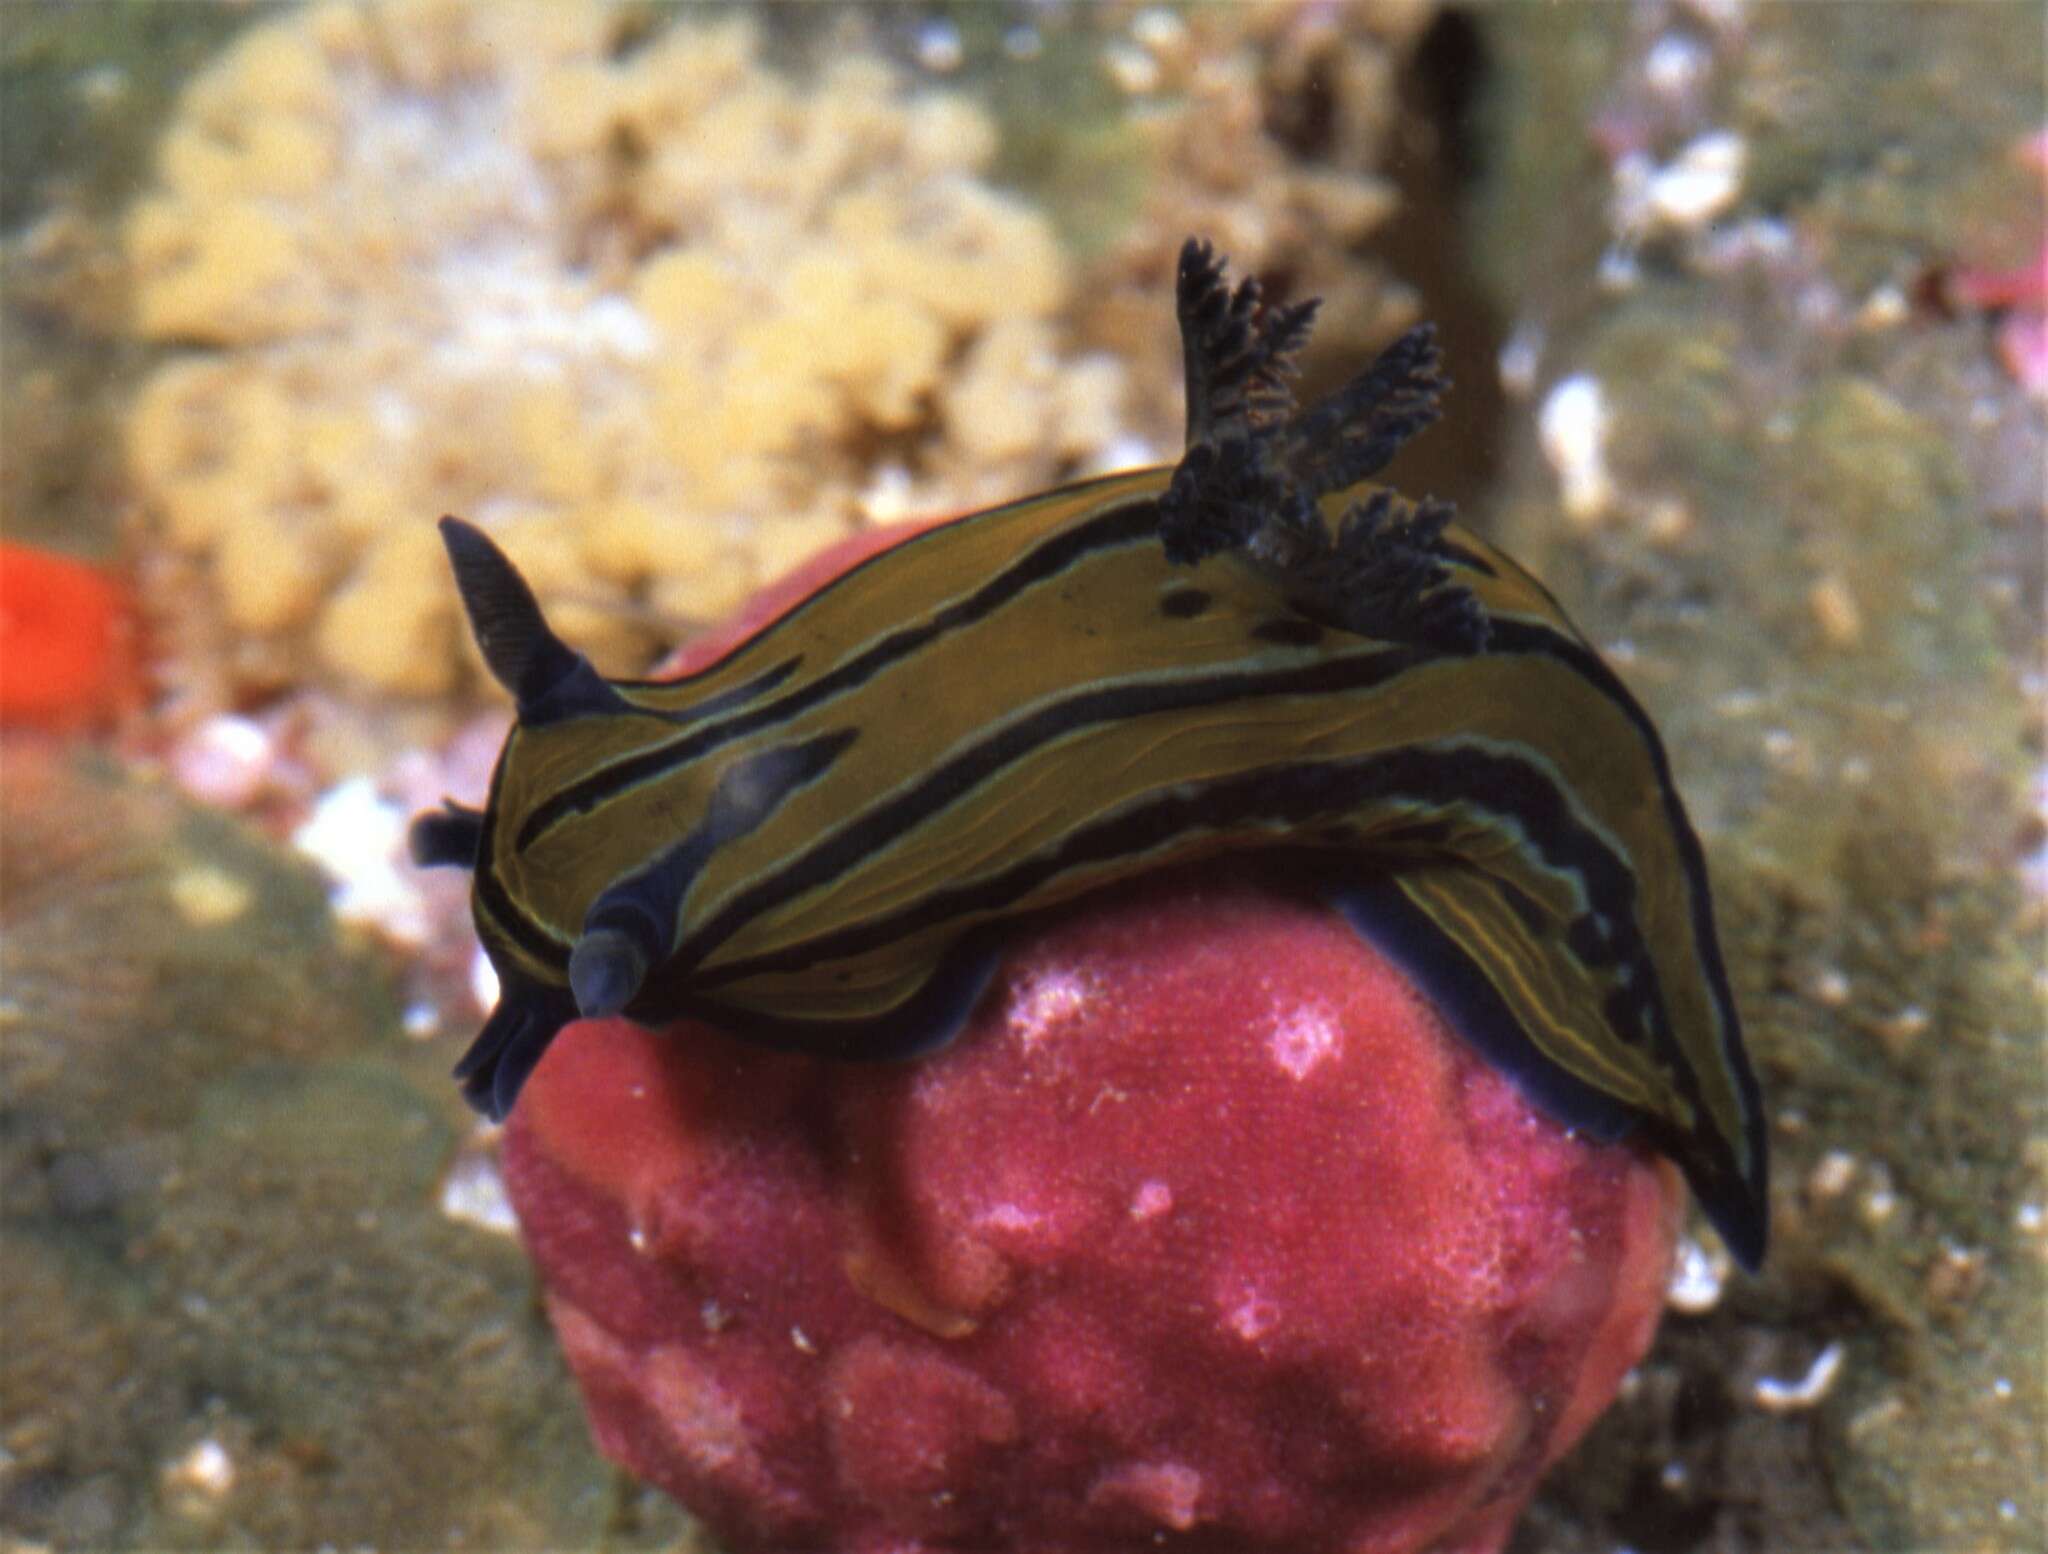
1318,7,1508,527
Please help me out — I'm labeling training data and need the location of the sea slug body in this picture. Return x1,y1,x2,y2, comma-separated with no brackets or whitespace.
417,237,1767,1268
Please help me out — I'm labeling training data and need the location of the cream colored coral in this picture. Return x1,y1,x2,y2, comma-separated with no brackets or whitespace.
1060,0,1425,457
125,0,1127,700
946,320,1126,467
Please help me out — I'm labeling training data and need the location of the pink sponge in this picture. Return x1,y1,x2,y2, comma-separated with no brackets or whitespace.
501,865,1681,1553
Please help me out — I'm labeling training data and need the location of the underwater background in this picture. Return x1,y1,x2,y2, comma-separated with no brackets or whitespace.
0,1,2041,1549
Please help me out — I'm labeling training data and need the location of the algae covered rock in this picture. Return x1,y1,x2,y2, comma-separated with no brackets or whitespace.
0,743,691,1547
1463,4,2045,1550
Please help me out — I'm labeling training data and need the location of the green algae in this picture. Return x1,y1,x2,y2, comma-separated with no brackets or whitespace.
1731,1,2045,294
0,746,692,1549
1725,808,2043,1548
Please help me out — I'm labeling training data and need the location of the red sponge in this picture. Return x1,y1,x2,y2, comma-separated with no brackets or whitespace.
503,868,1679,1553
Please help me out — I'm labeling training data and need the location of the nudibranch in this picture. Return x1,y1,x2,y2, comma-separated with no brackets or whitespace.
413,239,1768,1267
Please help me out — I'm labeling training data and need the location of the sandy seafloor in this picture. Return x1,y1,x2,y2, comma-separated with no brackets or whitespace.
1,2,2042,1550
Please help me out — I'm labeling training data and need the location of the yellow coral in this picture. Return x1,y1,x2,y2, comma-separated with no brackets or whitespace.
316,517,459,694
123,0,1124,701
215,507,327,635
944,320,1127,468
127,197,324,343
